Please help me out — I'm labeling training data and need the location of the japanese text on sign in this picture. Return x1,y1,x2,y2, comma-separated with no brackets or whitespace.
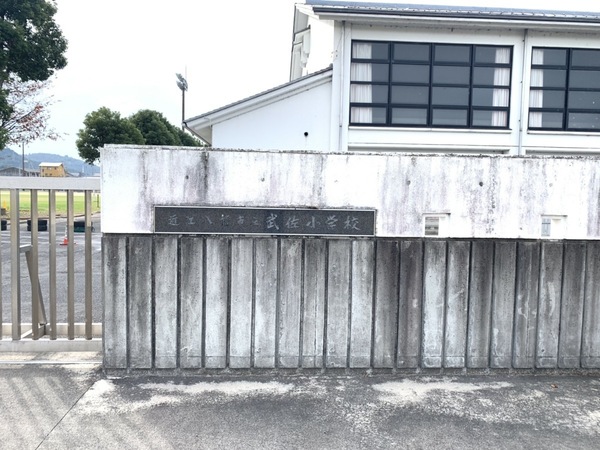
154,207,376,236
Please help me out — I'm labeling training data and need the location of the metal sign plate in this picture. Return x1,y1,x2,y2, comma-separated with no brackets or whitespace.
154,206,376,236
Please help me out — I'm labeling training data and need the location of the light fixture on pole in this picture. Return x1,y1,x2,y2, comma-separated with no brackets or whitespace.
176,73,188,131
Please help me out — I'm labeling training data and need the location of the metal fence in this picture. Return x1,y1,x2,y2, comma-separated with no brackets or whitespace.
0,176,101,351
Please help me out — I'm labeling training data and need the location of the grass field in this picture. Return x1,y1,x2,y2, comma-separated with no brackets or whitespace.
0,190,101,217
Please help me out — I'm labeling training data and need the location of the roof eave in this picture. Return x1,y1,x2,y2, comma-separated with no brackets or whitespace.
308,8,600,31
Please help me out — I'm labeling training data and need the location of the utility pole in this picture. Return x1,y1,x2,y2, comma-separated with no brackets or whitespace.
176,73,188,131
21,142,25,176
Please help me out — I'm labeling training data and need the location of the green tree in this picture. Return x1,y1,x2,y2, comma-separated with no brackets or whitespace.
77,107,203,163
0,0,68,148
76,107,144,164
129,109,203,147
177,127,202,147
129,110,179,146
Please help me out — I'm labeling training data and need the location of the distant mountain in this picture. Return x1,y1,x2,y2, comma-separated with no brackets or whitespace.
0,147,100,176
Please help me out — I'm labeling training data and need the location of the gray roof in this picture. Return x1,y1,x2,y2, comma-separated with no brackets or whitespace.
304,1,600,23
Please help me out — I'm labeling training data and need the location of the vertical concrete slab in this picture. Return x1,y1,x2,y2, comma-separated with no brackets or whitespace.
444,241,470,368
350,240,374,368
536,242,563,369
490,242,517,368
254,239,278,368
180,236,203,369
103,235,127,369
582,242,600,368
467,241,494,368
229,239,254,368
278,239,302,368
128,236,153,369
558,242,586,368
204,237,229,369
513,242,540,369
373,240,399,368
422,240,447,368
397,240,423,369
154,236,178,369
326,240,351,367
302,239,326,368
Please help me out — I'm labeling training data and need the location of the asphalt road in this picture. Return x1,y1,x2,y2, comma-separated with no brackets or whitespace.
0,354,599,450
0,214,102,325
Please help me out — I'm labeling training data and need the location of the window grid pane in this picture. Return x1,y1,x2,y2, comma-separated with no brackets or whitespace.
393,43,430,62
349,40,512,128
529,47,600,131
392,107,428,125
571,49,600,68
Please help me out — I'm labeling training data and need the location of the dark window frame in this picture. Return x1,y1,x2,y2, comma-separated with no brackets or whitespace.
349,40,513,129
529,47,600,132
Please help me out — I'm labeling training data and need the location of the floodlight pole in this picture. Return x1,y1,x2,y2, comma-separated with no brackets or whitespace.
181,89,185,130
176,73,188,131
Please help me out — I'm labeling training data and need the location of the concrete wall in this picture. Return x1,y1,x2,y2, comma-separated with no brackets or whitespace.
103,236,600,371
101,146,600,372
102,146,600,239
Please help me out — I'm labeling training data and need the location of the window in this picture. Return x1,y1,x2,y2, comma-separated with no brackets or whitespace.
350,41,512,128
529,48,600,131
540,215,566,238
423,214,450,237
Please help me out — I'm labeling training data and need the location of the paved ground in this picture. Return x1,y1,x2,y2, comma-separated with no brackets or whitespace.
1,353,599,449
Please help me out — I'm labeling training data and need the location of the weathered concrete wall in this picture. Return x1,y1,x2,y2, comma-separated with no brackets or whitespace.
103,236,600,371
101,146,600,239
101,147,600,372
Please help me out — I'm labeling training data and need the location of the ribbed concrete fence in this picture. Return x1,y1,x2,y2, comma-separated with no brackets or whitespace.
103,236,600,371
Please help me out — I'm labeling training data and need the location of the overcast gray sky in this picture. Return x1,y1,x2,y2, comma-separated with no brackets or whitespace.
24,0,600,160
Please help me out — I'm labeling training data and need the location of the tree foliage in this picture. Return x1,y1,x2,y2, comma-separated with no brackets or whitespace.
129,109,203,147
77,107,203,164
0,0,68,148
129,110,179,146
76,107,144,164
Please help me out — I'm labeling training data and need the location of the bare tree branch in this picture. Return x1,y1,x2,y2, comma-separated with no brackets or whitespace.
0,75,61,145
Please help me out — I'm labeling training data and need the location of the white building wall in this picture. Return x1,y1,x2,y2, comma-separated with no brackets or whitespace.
211,81,332,151
102,145,600,240
304,17,335,76
329,21,351,152
190,11,600,156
